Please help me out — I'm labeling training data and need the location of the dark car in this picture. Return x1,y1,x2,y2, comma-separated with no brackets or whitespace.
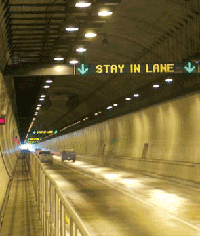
62,149,75,162
38,151,53,164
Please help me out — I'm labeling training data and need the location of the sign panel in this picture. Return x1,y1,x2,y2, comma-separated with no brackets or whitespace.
76,61,200,75
0,118,5,125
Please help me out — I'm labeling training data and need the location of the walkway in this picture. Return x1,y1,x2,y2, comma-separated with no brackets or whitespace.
1,158,43,236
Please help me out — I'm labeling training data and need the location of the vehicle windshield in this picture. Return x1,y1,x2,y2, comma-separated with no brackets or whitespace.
39,151,51,154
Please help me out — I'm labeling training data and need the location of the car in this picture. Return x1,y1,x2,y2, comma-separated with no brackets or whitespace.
62,149,76,162
38,151,53,164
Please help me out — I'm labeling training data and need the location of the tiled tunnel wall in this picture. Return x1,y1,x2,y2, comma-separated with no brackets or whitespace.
0,72,19,208
41,91,200,183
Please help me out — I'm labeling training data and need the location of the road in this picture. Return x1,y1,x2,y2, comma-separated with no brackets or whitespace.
42,155,200,236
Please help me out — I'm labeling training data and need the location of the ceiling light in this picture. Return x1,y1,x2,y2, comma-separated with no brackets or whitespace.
98,10,113,16
106,106,113,109
134,94,139,97
75,2,91,8
36,107,40,110
76,47,87,53
46,79,52,83
39,98,44,101
85,32,97,38
125,97,131,100
40,95,45,97
113,103,118,106
37,104,41,107
153,84,159,88
54,57,64,61
165,78,173,83
70,59,79,65
94,113,98,115
43,85,50,89
66,27,79,32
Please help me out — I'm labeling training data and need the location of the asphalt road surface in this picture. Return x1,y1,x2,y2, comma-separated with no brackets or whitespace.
42,156,200,236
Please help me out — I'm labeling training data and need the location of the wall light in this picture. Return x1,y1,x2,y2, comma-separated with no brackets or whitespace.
113,104,118,106
98,10,113,16
36,107,40,110
75,2,91,8
70,59,79,65
125,97,131,100
94,113,98,115
85,32,97,38
39,98,45,101
40,95,45,98
107,106,113,109
44,85,50,89
37,104,41,107
153,84,160,88
34,112,38,115
98,111,102,114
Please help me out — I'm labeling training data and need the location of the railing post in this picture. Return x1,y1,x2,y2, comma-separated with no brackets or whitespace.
56,193,60,236
70,217,73,236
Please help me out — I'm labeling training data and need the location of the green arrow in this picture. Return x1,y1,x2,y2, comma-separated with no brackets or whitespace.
77,64,89,75
184,62,196,73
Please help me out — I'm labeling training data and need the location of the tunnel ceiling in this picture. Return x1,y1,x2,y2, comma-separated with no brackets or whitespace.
2,0,200,141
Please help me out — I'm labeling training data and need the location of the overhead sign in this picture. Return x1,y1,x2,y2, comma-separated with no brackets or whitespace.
33,130,58,134
28,138,41,141
76,62,200,75
0,118,5,125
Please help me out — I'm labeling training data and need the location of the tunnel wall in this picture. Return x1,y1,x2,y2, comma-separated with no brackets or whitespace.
0,72,19,209
41,92,200,183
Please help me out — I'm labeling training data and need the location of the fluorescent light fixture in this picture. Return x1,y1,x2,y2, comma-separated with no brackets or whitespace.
37,104,41,107
40,95,45,97
125,97,131,100
75,2,91,8
113,103,118,106
94,113,98,115
43,85,50,88
46,79,52,83
39,98,45,101
54,57,64,61
76,47,87,53
165,78,173,83
106,106,113,109
134,94,139,97
153,84,159,88
36,107,40,110
70,59,79,65
98,10,113,16
66,27,79,32
85,32,97,38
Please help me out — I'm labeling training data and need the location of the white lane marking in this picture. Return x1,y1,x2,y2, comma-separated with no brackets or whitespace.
56,160,200,232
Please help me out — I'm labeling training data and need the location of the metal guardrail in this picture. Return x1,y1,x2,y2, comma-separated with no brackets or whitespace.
30,154,92,236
